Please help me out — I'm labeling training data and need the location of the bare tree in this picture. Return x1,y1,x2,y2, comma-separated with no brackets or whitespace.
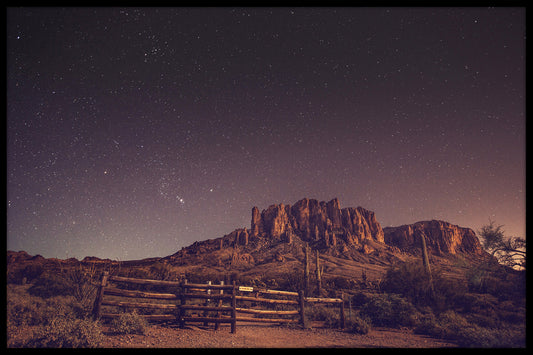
478,220,526,270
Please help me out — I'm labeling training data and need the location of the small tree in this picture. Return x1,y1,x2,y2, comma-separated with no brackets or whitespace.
478,220,526,270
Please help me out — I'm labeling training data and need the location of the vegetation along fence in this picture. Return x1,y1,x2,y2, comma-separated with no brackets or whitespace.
92,271,345,333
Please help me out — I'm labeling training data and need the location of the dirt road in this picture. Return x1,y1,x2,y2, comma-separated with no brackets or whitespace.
101,323,458,348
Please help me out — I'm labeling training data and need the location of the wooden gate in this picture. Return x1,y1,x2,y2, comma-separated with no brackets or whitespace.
93,272,345,333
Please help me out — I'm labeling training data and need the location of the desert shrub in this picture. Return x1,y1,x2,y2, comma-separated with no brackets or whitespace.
455,292,498,314
359,293,418,328
328,276,356,290
7,293,47,327
437,310,471,338
414,309,525,347
26,317,104,348
8,292,74,328
7,283,95,330
306,305,340,327
276,271,305,292
110,311,148,335
414,308,525,347
346,314,371,334
28,272,73,298
149,261,173,280
351,292,372,307
454,324,525,348
67,297,94,320
466,264,525,302
497,309,525,324
7,264,46,284
414,311,444,337
381,261,466,311
61,263,99,305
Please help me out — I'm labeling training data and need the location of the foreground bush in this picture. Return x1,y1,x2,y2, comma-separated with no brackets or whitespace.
26,317,104,348
110,311,149,335
414,310,525,347
28,272,73,299
381,261,466,311
359,293,418,328
347,315,371,335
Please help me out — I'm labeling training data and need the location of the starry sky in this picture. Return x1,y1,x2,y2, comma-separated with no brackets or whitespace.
7,7,525,261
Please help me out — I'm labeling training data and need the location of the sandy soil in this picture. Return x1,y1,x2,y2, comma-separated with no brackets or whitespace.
100,323,458,348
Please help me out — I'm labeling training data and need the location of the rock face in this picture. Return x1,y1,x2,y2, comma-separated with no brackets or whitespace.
383,220,484,255
249,198,385,248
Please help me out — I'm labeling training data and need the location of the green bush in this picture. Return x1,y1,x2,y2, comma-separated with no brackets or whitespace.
328,276,356,290
466,265,525,302
28,272,73,298
454,324,525,348
381,261,466,311
414,311,444,337
359,293,418,328
414,309,526,347
306,305,340,327
7,264,46,284
110,311,149,335
7,292,76,327
348,315,371,335
26,317,104,348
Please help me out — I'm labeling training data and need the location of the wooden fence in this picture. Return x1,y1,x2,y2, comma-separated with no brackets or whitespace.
93,271,344,333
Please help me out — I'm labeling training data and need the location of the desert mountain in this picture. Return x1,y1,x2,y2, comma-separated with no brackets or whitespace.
8,198,490,285
159,198,488,283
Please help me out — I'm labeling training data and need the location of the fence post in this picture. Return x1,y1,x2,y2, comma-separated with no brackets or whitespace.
215,280,224,331
298,289,308,329
348,297,352,321
339,292,345,329
203,281,211,326
179,279,187,328
92,271,109,321
231,281,237,334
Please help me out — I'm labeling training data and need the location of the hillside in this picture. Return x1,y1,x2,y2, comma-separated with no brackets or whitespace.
8,198,493,286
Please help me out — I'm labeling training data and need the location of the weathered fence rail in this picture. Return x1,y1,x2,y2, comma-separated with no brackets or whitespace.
92,271,345,333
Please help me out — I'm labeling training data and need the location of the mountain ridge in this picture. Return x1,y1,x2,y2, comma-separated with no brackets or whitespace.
7,198,490,284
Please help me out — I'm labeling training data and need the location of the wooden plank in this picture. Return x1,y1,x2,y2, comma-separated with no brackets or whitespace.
182,316,234,324
259,289,299,297
101,300,177,310
235,307,299,315
103,287,178,300
183,293,232,300
180,305,233,312
236,295,299,305
101,313,176,321
305,297,343,303
235,316,299,324
108,275,182,286
182,282,234,290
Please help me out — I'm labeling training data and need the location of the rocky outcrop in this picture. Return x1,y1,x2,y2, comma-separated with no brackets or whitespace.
249,198,385,248
383,220,484,255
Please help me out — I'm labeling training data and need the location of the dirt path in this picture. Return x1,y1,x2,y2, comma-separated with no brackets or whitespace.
101,323,458,348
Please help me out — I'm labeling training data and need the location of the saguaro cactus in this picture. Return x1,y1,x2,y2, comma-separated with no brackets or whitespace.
316,249,322,296
304,243,310,296
420,233,435,297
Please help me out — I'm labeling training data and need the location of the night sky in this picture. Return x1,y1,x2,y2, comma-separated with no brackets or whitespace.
7,7,525,261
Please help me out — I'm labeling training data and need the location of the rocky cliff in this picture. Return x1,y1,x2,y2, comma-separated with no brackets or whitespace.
249,198,385,249
383,220,484,256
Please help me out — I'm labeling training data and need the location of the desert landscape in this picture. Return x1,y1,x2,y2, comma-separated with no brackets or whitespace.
7,198,526,348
